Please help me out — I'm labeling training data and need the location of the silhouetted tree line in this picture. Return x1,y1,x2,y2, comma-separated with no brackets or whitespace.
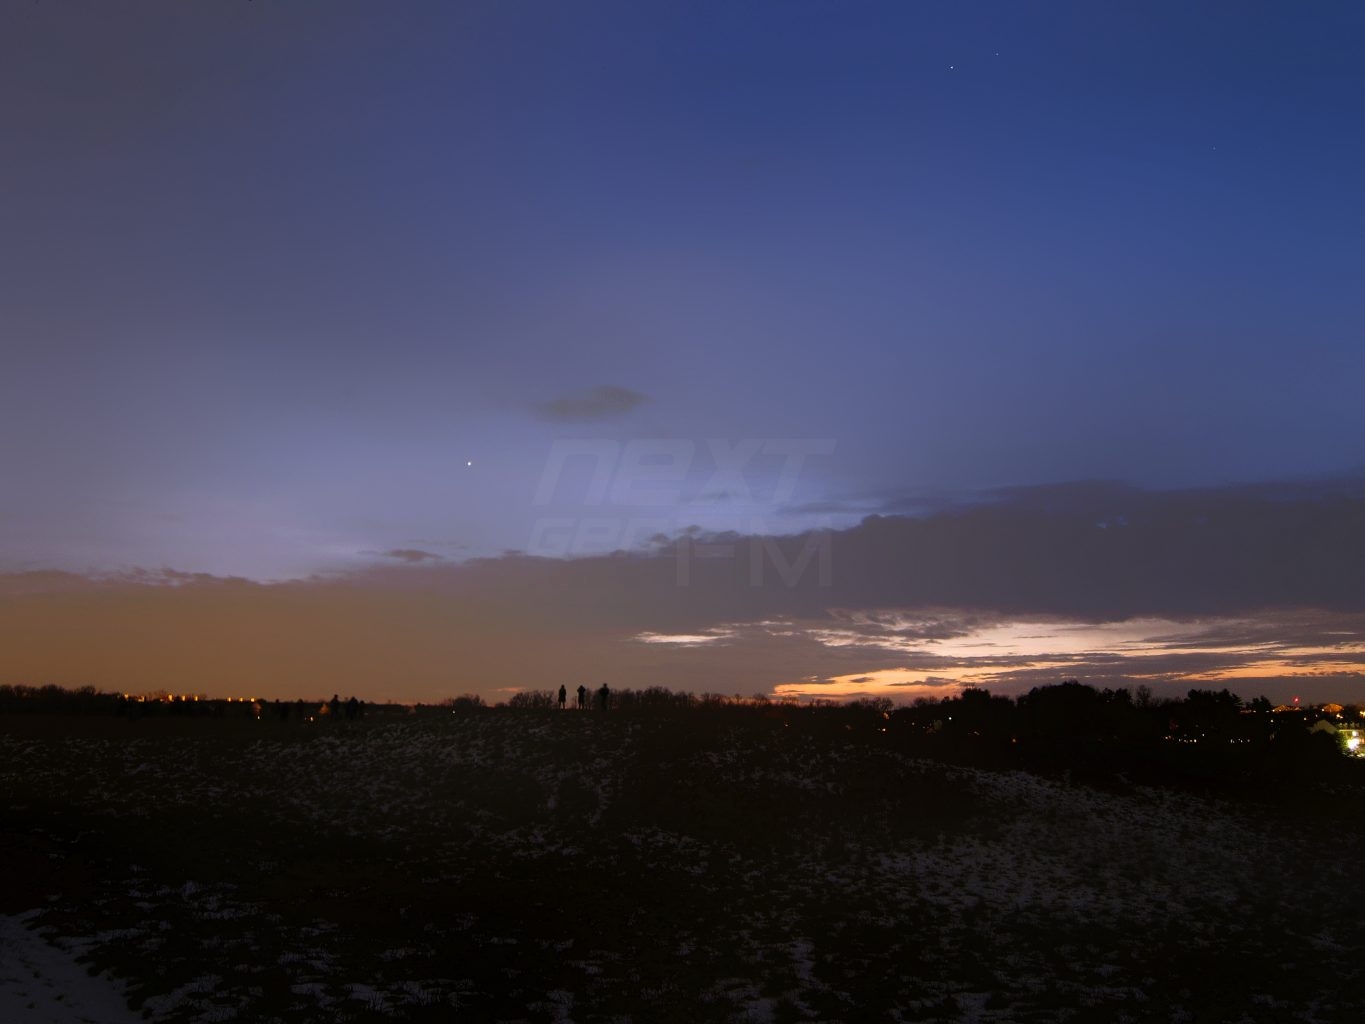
457,680,1360,790
0,685,372,722
6,680,1359,790
882,681,1358,791
485,686,706,713
0,684,125,715
423,687,766,714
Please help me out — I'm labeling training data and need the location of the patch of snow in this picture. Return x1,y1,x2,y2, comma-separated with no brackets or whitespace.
0,913,141,1024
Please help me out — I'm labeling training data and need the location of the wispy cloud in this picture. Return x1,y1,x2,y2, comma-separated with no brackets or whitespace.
533,385,648,422
634,628,735,646
377,548,444,564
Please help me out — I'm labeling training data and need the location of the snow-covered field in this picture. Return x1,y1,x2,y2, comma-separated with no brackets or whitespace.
2,712,1361,1022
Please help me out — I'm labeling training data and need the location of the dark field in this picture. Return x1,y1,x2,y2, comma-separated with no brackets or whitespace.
2,709,1363,1023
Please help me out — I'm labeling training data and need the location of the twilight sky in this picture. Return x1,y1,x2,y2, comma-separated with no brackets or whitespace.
3,2,1365,703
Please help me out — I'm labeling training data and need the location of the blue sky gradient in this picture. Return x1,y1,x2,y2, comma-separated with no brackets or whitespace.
4,3,1365,701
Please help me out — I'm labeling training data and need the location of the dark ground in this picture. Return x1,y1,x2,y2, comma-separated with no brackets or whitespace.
2,708,1363,1023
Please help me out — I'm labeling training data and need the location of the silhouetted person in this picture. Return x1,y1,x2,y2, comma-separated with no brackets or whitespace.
558,685,567,709
329,693,341,719
346,695,360,720
598,683,610,711
576,685,587,710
